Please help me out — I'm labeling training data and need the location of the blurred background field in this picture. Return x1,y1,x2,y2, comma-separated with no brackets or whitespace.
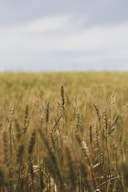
1,72,128,108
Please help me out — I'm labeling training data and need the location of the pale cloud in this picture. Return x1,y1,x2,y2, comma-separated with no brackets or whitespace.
25,15,74,33
0,14,128,71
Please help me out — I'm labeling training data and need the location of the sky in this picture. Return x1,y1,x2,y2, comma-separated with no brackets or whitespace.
0,0,128,71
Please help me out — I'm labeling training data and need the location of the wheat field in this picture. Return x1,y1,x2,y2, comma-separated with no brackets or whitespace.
0,72,128,192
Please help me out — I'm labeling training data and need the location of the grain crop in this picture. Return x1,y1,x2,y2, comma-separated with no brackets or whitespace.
0,72,127,191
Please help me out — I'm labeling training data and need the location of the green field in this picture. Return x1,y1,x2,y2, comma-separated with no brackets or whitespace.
0,72,128,192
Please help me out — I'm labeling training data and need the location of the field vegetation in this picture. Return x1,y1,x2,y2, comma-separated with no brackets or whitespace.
0,72,128,192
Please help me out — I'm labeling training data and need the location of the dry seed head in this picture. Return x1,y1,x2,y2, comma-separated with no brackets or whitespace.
100,152,104,167
28,159,34,180
110,115,119,133
2,131,9,166
94,104,101,125
45,102,49,123
28,131,36,154
32,165,39,173
9,104,15,115
81,140,89,156
16,143,24,163
76,133,89,156
110,93,116,107
95,122,100,147
89,124,93,144
48,127,56,150
24,103,29,119
39,168,45,190
14,118,22,140
76,113,83,133
23,104,29,133
103,110,108,130
61,85,65,109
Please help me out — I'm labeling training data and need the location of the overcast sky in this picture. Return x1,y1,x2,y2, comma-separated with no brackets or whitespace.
0,0,128,71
